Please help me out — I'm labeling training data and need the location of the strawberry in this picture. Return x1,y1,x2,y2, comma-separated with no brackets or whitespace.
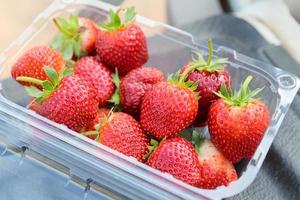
78,17,98,53
119,67,164,117
181,39,231,126
208,76,270,163
84,111,149,162
96,7,148,76
11,46,64,87
196,139,237,189
17,67,99,132
140,67,198,139
146,137,201,186
74,57,114,107
51,15,98,59
81,108,110,140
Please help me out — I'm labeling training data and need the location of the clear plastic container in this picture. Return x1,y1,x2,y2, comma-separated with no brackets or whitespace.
0,0,299,199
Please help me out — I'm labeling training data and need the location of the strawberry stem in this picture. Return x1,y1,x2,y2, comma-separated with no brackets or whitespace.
206,38,213,66
189,39,228,73
16,77,44,86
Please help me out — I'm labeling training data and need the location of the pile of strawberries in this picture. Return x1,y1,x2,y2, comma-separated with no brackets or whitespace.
11,7,270,189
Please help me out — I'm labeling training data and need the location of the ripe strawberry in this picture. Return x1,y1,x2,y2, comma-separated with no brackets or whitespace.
208,76,270,163
17,67,99,132
146,137,201,186
11,46,64,87
51,15,98,59
181,39,231,126
74,57,114,107
196,139,237,189
78,17,98,53
119,67,164,117
81,108,110,140
140,68,198,139
84,111,149,162
96,7,148,75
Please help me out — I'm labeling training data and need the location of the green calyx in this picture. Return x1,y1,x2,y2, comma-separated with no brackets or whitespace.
51,14,87,60
82,108,114,142
190,39,228,73
180,129,205,155
100,6,137,31
168,65,200,98
16,66,73,103
143,138,166,160
109,69,122,110
216,75,264,107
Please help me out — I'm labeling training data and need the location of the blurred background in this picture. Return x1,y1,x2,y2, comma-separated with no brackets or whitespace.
0,0,299,65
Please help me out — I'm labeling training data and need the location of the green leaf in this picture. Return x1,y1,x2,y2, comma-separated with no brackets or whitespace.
68,14,79,33
180,129,192,141
192,51,206,65
124,6,137,24
50,34,64,49
143,139,159,160
44,66,59,86
24,86,43,98
61,42,74,60
72,39,82,58
56,17,69,30
109,69,121,105
35,96,44,103
42,80,54,92
191,129,205,155
100,9,121,31
61,67,73,79
220,84,229,98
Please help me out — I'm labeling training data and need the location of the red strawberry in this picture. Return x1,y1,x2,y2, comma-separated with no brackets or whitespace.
81,108,110,140
208,76,270,163
196,139,237,189
120,67,164,117
78,17,98,53
96,7,148,75
74,57,114,107
84,111,149,162
140,68,198,139
11,46,64,87
52,15,98,59
181,39,231,126
17,67,99,132
146,137,201,186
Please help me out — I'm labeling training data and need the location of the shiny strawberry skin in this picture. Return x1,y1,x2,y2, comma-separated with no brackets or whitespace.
96,24,148,76
197,140,237,189
79,17,98,53
120,67,164,117
208,99,270,163
30,75,99,132
140,81,198,139
82,108,110,140
74,57,114,107
182,65,231,126
146,137,201,186
11,46,64,87
100,112,149,162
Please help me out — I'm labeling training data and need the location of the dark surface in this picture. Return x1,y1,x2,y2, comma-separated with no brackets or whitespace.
181,15,300,200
